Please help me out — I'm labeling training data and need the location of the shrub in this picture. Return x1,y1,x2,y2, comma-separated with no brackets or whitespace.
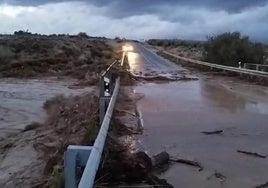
14,30,32,36
0,46,14,65
147,39,204,49
204,32,266,67
78,32,89,38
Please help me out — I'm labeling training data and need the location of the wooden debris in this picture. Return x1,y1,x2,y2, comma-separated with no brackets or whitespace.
151,152,170,167
170,157,203,171
237,150,266,159
116,109,138,117
207,171,226,182
214,171,226,181
201,130,223,135
146,174,174,188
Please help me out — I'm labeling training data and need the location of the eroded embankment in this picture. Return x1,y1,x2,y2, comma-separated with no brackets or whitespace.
0,88,99,188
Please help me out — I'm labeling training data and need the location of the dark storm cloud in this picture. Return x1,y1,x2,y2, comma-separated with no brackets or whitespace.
2,0,268,14
2,0,268,25
88,0,268,16
0,0,268,41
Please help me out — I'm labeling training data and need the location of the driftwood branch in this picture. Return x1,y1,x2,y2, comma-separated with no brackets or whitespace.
207,171,226,182
170,157,203,171
237,150,266,159
201,130,223,135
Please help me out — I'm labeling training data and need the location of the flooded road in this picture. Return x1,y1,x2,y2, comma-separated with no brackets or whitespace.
126,42,190,80
125,43,268,187
0,77,93,138
134,77,268,187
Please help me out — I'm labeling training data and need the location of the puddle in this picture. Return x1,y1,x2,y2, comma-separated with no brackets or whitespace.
0,77,94,138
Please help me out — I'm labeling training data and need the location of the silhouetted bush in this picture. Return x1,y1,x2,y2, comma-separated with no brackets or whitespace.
14,30,32,36
78,32,89,38
204,32,266,67
147,39,204,49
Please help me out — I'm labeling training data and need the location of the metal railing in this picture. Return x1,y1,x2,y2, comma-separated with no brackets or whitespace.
244,63,268,72
161,51,268,79
64,60,121,188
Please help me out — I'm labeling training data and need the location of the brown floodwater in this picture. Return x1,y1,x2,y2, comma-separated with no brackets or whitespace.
133,76,268,188
0,77,94,138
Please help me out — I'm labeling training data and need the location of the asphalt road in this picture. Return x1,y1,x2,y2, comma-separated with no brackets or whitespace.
125,43,268,188
125,42,187,78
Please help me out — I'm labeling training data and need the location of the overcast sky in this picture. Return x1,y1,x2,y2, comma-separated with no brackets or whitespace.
0,0,268,41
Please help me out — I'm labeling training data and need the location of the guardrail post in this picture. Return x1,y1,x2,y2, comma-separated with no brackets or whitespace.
64,146,92,188
99,97,110,124
256,64,260,71
99,73,113,124
64,149,78,188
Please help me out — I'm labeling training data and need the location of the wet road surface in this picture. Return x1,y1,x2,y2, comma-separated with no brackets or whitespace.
126,43,188,79
126,43,268,188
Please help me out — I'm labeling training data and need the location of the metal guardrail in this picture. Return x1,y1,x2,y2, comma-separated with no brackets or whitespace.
244,63,268,72
64,60,121,188
162,51,268,79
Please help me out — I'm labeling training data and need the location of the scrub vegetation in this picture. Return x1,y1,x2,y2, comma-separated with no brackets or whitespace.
148,32,268,66
204,32,267,67
0,31,114,83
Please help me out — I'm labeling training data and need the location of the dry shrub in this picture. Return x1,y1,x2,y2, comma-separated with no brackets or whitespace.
0,45,14,65
34,92,99,187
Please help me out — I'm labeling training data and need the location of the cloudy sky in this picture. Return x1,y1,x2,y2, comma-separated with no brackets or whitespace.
0,0,268,41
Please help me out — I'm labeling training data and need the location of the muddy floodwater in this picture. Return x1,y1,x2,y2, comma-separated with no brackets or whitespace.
134,76,268,188
0,78,93,138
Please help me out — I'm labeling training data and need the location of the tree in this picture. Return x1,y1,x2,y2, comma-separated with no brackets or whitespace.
203,32,266,67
